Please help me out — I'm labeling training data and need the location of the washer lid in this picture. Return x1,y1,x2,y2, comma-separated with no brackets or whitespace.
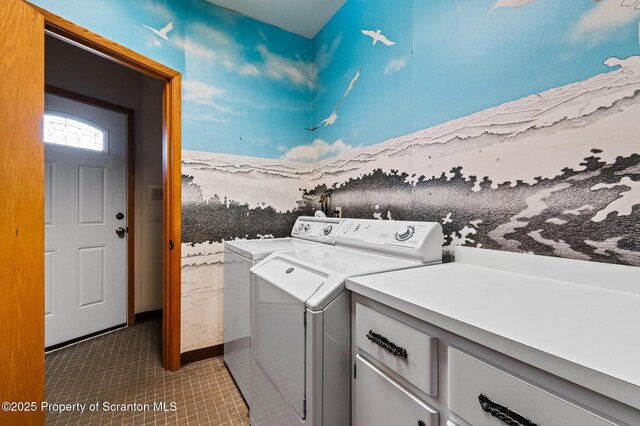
251,246,419,310
224,238,317,261
253,257,327,303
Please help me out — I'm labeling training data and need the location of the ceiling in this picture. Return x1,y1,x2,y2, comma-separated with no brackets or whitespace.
205,0,346,39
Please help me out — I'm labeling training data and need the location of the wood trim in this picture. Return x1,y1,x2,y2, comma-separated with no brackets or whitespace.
0,1,45,424
44,85,137,327
180,344,224,366
163,75,182,372
27,3,178,81
44,84,134,115
36,7,183,372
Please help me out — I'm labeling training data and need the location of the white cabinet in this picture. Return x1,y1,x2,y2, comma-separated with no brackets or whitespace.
356,303,438,396
352,298,634,426
355,355,438,426
448,348,619,426
353,301,440,426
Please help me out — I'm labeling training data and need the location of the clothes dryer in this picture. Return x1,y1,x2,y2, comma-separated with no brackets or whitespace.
249,219,443,426
223,216,341,408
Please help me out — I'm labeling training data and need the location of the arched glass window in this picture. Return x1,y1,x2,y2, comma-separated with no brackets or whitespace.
43,113,106,152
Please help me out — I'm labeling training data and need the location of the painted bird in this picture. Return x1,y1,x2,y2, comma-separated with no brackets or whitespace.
620,0,640,8
143,22,174,41
361,29,396,46
307,69,361,131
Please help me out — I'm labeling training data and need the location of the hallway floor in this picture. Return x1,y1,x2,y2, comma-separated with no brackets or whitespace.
45,319,248,425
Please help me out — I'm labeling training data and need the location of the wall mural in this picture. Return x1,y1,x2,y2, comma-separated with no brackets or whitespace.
183,57,640,264
183,0,640,348
33,0,640,352
32,0,315,352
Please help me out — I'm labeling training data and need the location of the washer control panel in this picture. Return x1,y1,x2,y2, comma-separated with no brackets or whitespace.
291,216,342,243
335,219,443,263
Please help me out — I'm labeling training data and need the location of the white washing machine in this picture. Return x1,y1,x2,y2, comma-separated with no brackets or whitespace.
223,216,341,408
249,219,443,426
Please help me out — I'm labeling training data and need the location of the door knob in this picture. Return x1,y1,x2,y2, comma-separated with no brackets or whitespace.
115,227,126,237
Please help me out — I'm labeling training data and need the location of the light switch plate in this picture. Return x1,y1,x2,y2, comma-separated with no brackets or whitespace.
149,185,163,202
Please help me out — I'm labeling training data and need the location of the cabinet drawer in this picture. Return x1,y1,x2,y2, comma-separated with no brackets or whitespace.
448,348,621,426
356,303,438,396
355,355,438,426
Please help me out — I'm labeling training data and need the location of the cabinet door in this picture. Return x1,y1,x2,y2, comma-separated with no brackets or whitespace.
356,303,438,396
448,348,621,426
355,355,438,426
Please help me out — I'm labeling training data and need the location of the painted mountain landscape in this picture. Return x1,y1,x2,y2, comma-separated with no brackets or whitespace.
182,57,640,268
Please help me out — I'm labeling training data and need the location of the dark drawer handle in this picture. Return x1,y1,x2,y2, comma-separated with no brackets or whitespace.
366,330,408,359
478,394,539,426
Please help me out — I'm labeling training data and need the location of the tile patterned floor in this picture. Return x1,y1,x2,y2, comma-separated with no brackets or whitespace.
45,320,248,425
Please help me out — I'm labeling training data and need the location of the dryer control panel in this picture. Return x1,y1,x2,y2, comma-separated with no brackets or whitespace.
335,219,443,264
291,216,342,244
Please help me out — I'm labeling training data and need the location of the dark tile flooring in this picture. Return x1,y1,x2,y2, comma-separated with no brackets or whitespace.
45,320,248,425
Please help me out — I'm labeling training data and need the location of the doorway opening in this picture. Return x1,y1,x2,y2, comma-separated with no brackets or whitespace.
39,7,183,372
0,4,181,418
44,34,166,352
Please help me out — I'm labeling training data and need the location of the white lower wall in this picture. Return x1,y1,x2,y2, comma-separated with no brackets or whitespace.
137,77,164,313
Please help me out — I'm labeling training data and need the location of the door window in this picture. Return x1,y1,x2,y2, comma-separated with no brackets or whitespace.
43,112,106,152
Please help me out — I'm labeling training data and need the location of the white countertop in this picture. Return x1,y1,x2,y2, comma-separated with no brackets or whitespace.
346,252,640,410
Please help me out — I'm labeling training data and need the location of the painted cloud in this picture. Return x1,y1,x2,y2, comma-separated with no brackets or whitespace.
384,57,408,75
488,0,539,14
570,0,640,42
282,139,352,162
257,44,315,90
183,79,242,117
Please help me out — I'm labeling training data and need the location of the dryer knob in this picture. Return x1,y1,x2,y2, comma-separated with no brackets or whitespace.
323,225,332,235
395,225,415,241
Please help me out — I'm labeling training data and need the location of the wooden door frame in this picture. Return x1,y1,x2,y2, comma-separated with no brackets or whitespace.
44,84,137,331
30,3,182,372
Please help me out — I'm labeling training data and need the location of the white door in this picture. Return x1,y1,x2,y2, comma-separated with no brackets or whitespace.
44,93,127,348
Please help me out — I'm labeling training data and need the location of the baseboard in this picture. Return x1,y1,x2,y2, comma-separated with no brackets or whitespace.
134,309,162,323
180,344,224,366
45,323,126,352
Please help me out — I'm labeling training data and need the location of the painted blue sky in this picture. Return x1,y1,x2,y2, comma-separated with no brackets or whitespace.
32,0,640,160
310,0,640,161
178,0,314,157
33,0,315,157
